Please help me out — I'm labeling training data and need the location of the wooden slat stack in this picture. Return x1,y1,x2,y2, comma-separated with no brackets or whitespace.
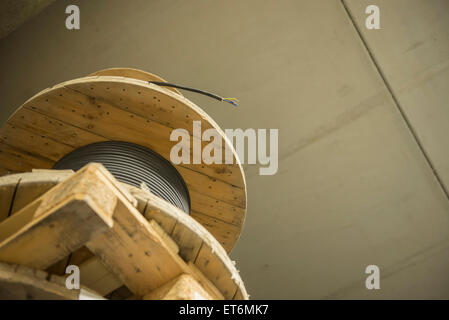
0,163,248,300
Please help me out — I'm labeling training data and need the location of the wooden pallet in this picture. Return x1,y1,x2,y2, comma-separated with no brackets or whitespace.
0,163,248,300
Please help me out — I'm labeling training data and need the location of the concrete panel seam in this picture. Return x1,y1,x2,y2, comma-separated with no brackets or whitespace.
340,0,449,201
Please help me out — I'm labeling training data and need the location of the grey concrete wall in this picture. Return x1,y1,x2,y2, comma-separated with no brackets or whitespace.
0,0,56,39
0,0,448,299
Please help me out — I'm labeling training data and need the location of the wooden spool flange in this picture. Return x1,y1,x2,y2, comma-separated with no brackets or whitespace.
0,68,247,252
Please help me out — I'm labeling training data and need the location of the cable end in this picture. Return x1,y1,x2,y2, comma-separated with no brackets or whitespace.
223,98,239,107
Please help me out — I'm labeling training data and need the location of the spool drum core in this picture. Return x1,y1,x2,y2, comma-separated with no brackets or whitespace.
53,141,191,214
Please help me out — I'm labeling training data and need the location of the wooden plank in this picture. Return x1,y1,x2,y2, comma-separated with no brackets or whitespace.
194,244,239,300
68,246,94,266
0,164,115,269
143,274,213,300
89,68,183,95
0,122,73,161
66,79,214,146
45,256,70,276
32,169,74,174
10,172,71,215
149,219,179,255
129,185,247,299
105,285,133,300
0,168,18,177
45,246,124,295
0,175,20,223
62,195,176,297
143,200,178,234
233,288,246,300
189,190,245,226
0,261,103,300
191,211,240,251
85,186,188,296
171,222,203,262
0,141,53,172
8,107,108,148
141,191,205,261
0,171,75,277
78,257,122,296
177,165,245,208
187,262,224,300
81,165,233,298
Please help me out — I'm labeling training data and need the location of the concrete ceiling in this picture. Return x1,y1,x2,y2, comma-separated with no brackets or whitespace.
0,0,448,299
0,0,55,39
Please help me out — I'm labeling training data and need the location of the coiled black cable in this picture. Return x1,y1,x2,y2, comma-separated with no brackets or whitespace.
53,141,190,214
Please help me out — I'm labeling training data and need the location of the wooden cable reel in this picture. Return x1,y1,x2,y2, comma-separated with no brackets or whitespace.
0,68,248,300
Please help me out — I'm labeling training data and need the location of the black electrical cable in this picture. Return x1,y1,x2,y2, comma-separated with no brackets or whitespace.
148,81,239,107
53,141,191,214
